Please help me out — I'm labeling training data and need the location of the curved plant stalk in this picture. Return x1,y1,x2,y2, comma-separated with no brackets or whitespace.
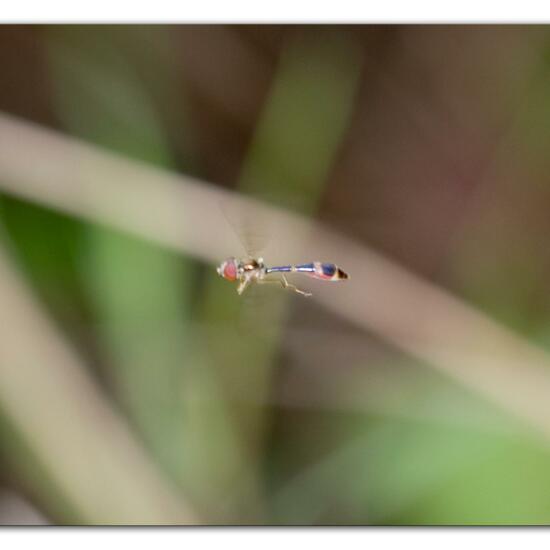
0,227,197,524
1,111,550,446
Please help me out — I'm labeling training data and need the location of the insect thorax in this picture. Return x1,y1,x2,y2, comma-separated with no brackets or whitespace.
239,258,265,279
242,258,263,269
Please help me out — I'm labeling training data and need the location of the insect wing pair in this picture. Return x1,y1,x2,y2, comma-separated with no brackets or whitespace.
216,203,349,297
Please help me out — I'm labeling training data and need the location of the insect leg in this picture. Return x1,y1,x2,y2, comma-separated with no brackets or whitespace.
237,276,252,295
258,275,312,297
282,274,312,297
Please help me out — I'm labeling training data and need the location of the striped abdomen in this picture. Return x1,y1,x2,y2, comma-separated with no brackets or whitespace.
266,262,349,281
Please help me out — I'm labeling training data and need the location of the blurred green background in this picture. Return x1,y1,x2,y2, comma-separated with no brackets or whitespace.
1,24,550,525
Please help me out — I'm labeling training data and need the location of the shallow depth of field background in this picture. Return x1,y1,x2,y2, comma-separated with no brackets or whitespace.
1,25,550,525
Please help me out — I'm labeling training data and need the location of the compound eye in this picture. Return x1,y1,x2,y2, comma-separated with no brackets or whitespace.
223,261,237,281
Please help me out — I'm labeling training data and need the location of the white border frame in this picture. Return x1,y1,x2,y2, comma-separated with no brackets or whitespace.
1,0,550,23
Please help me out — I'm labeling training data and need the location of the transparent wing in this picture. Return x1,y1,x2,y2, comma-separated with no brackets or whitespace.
237,278,289,339
220,197,272,259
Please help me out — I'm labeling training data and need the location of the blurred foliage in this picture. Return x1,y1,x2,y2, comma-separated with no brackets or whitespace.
1,25,550,525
